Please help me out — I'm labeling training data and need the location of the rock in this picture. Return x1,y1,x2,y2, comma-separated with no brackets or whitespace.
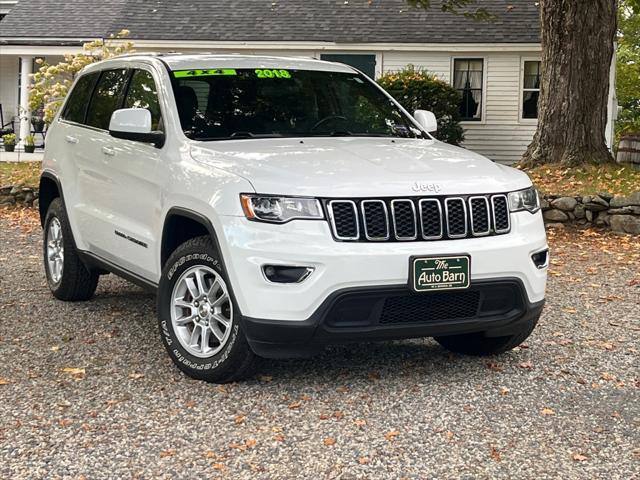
610,215,640,234
23,192,34,204
0,185,12,195
546,222,565,229
540,197,550,210
592,195,609,207
583,202,608,212
0,196,16,206
543,209,569,222
595,211,610,226
33,198,39,210
610,192,640,208
9,186,20,195
567,211,575,220
582,195,592,204
608,206,640,215
586,210,594,222
597,192,614,201
574,204,586,219
551,196,578,211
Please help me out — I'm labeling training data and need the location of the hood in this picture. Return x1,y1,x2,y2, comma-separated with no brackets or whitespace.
190,137,532,197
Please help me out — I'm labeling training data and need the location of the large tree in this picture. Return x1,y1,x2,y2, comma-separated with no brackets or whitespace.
522,0,617,166
407,0,618,167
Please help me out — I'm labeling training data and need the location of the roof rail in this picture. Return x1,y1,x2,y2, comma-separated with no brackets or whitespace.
111,52,165,59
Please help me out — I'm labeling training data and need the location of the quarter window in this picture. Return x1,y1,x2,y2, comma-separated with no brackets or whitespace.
522,60,541,119
85,69,129,130
124,69,163,131
61,72,99,124
453,59,483,121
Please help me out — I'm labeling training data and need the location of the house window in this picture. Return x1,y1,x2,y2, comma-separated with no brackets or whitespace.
522,60,541,119
453,59,483,121
320,54,377,79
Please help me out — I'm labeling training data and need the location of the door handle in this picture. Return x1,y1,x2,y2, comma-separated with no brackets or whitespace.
102,146,116,156
65,135,79,144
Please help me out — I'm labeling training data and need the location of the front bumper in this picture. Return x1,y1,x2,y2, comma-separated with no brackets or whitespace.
218,210,548,321
242,278,545,358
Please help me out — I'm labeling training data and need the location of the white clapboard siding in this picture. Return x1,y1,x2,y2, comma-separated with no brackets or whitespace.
382,50,540,164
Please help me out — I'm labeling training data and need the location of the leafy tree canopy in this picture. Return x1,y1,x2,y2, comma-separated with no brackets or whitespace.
617,0,640,135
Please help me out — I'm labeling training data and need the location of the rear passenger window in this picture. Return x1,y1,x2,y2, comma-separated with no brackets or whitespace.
61,72,99,124
124,70,163,131
85,69,129,130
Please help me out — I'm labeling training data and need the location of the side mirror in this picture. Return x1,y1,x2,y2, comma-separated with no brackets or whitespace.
414,110,438,133
109,108,165,147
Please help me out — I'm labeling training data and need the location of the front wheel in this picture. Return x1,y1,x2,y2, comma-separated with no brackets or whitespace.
157,236,256,383
434,315,540,356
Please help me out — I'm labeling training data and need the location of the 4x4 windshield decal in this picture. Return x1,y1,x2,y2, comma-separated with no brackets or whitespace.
173,69,237,78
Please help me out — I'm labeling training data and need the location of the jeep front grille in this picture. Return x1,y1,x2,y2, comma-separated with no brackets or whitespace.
326,194,510,242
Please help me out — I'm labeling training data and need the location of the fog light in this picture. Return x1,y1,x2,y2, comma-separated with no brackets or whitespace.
262,265,314,283
531,249,549,269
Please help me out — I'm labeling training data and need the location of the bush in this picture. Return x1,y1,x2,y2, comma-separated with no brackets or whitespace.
378,65,464,145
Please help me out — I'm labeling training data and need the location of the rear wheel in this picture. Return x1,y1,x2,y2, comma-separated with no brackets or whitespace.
434,315,540,356
43,198,99,301
157,236,256,383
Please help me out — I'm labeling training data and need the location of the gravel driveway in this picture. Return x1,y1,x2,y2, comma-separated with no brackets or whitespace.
0,214,638,479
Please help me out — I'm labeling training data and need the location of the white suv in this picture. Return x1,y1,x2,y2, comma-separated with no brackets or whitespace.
40,54,548,383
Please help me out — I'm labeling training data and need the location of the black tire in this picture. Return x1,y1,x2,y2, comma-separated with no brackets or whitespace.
157,236,256,383
434,315,539,356
43,198,99,301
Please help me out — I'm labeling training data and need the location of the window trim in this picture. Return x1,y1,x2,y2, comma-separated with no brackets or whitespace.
451,56,486,124
519,57,542,123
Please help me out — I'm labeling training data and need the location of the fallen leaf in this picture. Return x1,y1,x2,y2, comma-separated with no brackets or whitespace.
384,430,400,441
160,448,176,458
288,401,302,410
128,372,144,380
273,434,285,442
499,387,510,396
541,408,556,416
518,362,533,370
245,439,257,449
61,367,85,379
572,453,588,462
234,415,246,425
212,463,225,471
354,419,367,427
324,437,336,446
490,446,501,462
0,378,11,385
358,456,370,465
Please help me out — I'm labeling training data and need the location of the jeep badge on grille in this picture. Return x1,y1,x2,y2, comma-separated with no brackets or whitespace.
411,182,442,194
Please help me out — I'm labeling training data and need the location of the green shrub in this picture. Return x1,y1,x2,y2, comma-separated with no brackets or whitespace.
378,65,464,145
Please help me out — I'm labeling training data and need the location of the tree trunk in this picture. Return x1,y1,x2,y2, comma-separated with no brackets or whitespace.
521,0,617,167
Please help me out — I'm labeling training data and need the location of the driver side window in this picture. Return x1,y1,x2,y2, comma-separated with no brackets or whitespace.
124,69,163,131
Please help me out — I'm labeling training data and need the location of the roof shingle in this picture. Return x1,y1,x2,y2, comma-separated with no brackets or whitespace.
0,0,540,44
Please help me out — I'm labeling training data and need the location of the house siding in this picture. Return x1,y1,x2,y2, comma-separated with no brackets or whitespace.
382,51,540,164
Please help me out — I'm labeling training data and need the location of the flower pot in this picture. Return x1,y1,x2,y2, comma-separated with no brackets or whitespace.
24,145,36,154
3,144,15,152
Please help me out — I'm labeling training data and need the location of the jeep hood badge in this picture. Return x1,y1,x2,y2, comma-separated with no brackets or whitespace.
411,182,442,194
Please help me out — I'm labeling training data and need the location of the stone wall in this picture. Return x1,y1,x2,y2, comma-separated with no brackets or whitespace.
2,184,639,235
541,192,640,234
0,185,39,208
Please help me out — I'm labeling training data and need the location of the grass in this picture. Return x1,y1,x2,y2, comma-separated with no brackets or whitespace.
0,161,41,188
521,164,640,197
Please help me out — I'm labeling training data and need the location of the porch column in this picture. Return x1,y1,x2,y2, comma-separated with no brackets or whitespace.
19,56,33,144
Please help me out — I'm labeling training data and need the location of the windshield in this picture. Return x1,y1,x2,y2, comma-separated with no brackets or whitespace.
171,68,423,140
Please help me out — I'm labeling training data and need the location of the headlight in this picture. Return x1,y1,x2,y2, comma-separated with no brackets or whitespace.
240,194,324,223
508,186,540,213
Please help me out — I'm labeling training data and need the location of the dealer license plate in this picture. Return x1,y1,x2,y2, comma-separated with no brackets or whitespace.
411,255,470,292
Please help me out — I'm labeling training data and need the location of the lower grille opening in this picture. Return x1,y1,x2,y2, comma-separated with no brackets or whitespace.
380,291,480,325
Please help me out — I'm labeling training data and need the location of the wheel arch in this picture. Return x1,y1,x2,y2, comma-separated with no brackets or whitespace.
39,171,64,227
160,207,227,270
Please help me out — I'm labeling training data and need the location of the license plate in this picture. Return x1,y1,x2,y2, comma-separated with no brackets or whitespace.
411,255,470,292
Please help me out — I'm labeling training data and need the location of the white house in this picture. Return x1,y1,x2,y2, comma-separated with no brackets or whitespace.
0,0,616,163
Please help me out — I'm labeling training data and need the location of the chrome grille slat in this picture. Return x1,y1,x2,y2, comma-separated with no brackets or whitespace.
391,199,418,240
361,200,389,241
327,194,511,242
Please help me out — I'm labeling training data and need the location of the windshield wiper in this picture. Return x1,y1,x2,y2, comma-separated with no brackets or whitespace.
193,132,284,141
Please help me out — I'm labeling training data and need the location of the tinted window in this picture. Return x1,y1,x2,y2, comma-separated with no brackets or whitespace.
124,69,163,131
86,69,129,130
61,72,99,124
171,69,422,141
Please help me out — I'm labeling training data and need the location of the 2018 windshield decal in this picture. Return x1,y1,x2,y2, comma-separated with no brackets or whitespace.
173,69,237,78
255,69,292,79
